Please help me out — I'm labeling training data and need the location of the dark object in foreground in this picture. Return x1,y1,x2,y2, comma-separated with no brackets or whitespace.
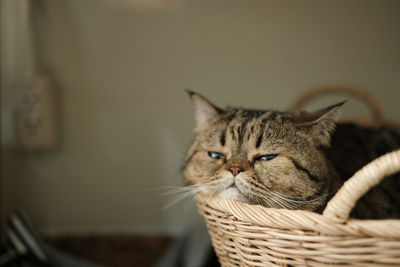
0,211,102,267
0,211,54,266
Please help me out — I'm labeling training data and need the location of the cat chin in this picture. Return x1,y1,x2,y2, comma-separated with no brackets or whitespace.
218,187,250,204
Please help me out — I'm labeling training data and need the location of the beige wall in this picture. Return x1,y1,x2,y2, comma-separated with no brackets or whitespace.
2,0,400,235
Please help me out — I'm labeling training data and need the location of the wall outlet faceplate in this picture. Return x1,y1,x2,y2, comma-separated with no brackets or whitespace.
14,76,58,150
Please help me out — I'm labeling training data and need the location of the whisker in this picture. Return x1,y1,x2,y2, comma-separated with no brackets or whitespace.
160,178,223,210
183,196,198,212
163,187,202,210
161,186,200,196
251,175,333,207
271,189,330,204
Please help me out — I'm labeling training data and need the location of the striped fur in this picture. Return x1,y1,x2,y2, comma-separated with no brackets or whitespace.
183,92,400,219
183,93,341,212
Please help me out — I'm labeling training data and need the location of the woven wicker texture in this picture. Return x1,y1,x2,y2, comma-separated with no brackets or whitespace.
288,85,400,132
288,85,384,124
196,150,400,266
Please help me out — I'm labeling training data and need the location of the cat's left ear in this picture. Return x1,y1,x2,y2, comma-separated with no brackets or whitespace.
296,101,345,146
186,90,223,130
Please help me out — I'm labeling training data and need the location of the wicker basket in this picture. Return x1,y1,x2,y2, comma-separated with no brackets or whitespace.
196,150,400,266
195,86,400,266
288,84,399,131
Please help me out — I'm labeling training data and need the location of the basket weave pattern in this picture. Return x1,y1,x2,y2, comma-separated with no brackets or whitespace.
196,150,400,266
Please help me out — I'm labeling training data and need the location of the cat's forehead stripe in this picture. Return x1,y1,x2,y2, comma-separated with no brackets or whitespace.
237,114,255,145
219,109,280,150
255,112,274,148
219,130,226,146
226,111,247,146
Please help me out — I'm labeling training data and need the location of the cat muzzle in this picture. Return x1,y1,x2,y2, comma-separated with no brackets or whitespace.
226,158,251,176
228,166,243,176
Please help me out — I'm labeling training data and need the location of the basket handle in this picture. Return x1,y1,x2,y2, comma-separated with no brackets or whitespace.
289,85,384,124
323,149,400,223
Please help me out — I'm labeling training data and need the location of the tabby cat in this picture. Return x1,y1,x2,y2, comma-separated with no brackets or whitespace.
182,91,400,219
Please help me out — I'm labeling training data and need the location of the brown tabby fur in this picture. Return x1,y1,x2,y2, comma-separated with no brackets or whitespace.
182,92,400,219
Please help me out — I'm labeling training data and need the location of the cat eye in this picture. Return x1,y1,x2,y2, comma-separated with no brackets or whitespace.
208,151,224,160
254,154,278,162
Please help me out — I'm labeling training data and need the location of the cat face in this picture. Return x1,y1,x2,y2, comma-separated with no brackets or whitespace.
182,92,342,211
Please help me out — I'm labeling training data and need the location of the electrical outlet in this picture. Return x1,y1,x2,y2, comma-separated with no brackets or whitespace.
14,76,58,150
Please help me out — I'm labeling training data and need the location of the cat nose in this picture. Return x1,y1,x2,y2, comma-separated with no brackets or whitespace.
228,165,243,176
226,158,250,176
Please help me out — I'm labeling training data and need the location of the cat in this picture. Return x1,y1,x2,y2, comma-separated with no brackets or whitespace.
182,91,400,219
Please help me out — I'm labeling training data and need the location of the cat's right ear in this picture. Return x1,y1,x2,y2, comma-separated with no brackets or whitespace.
186,90,222,129
295,101,345,146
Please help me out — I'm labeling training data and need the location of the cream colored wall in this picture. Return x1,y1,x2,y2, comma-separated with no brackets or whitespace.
2,0,400,235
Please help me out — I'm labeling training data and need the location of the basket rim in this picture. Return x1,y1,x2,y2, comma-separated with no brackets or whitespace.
196,193,400,238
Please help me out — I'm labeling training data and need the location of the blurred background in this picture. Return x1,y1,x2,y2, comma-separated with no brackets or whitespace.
1,0,400,266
